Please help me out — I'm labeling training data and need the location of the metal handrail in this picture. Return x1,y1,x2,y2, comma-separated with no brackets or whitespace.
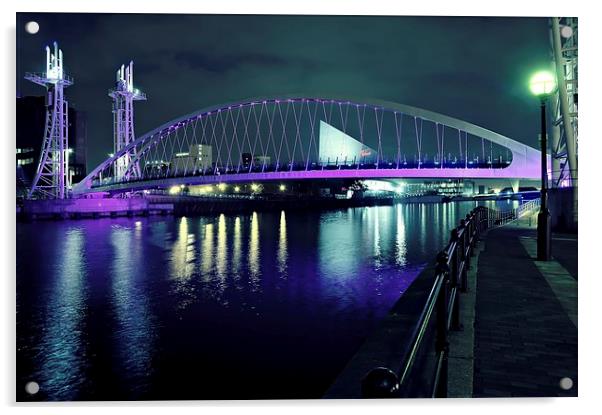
488,198,541,228
361,201,535,398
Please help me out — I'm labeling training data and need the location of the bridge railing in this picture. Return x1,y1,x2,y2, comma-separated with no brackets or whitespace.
361,200,539,398
487,198,541,227
89,159,515,190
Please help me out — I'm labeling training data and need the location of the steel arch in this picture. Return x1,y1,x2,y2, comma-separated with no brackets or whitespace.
73,96,542,195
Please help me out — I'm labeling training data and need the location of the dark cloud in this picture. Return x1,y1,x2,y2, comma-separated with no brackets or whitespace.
16,13,552,169
173,51,289,73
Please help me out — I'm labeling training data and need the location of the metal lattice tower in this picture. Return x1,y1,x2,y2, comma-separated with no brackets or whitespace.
25,42,74,199
550,17,578,187
109,61,146,181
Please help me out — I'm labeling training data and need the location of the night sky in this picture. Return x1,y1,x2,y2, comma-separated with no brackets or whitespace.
16,13,551,170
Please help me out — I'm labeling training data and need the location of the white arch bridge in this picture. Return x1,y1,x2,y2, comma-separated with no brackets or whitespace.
73,97,543,195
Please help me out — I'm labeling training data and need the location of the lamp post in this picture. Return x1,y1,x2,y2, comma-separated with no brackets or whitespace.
529,70,557,261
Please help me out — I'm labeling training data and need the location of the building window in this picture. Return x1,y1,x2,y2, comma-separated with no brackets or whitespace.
17,158,34,166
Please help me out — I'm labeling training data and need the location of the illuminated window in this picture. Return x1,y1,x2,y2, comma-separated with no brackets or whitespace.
17,158,34,165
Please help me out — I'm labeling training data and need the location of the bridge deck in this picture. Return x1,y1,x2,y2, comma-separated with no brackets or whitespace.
77,166,539,194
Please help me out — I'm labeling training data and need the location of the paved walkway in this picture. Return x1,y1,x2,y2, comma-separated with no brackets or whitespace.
472,215,578,397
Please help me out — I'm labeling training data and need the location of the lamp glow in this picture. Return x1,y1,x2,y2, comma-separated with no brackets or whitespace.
529,71,557,96
279,184,286,191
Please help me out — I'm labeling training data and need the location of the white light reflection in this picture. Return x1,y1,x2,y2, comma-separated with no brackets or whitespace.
200,222,214,280
216,214,228,291
395,205,408,267
277,210,288,276
39,228,87,400
248,212,261,291
170,217,195,281
232,217,242,281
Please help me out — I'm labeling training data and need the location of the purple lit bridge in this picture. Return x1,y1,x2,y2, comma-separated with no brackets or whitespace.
73,97,544,195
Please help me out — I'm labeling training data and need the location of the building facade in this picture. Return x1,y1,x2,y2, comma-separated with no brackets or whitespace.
16,96,88,197
169,144,213,174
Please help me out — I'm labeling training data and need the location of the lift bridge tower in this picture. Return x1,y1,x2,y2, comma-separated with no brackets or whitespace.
25,42,74,199
550,17,578,187
109,61,146,181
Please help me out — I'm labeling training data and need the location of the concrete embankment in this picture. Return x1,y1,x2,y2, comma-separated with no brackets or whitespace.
169,195,394,216
16,195,396,221
17,192,481,221
18,198,173,221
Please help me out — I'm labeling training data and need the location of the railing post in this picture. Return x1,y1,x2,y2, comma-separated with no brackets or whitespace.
467,213,473,242
435,251,450,398
459,219,469,293
484,207,488,228
449,229,461,331
468,212,476,256
459,218,466,260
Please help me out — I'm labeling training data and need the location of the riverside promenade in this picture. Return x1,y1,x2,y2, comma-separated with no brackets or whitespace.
449,213,578,398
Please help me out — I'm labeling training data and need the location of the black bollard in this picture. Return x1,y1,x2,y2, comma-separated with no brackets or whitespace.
361,367,400,398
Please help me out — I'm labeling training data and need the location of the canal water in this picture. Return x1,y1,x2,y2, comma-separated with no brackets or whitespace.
16,200,518,400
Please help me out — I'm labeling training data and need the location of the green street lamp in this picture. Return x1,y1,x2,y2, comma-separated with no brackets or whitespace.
529,71,557,96
529,70,557,261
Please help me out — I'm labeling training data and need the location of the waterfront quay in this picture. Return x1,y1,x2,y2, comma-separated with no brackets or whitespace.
469,215,577,397
326,209,577,398
17,193,396,221
17,197,173,220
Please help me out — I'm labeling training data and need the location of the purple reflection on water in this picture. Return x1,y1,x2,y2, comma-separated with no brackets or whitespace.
17,202,485,400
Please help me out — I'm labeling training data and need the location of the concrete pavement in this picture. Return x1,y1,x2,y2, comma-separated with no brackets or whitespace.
469,215,578,397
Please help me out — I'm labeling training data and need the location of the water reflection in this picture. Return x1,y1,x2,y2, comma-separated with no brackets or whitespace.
216,214,228,281
395,205,407,267
110,224,155,396
248,212,261,291
39,228,87,400
319,210,359,280
232,217,242,281
200,222,214,279
17,200,488,400
170,217,195,281
373,207,382,269
419,204,427,253
169,217,197,310
277,211,288,276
